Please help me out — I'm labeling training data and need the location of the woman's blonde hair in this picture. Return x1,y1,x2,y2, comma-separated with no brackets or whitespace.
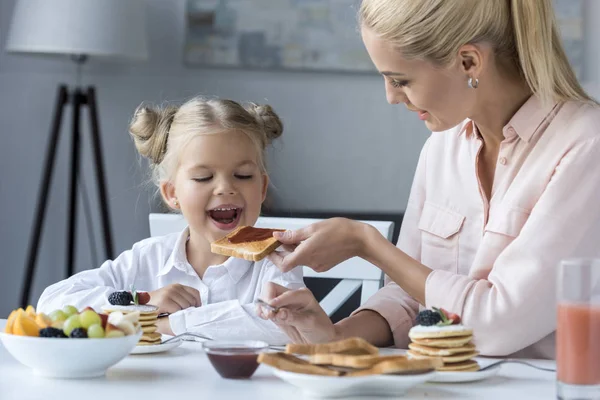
129,97,283,186
359,0,595,105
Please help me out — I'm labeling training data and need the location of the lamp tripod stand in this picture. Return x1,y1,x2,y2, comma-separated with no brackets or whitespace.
21,57,114,307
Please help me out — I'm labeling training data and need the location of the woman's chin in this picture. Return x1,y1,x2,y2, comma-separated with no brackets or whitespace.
426,120,448,133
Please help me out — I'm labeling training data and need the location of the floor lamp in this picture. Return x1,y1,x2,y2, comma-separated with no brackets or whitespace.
5,0,148,307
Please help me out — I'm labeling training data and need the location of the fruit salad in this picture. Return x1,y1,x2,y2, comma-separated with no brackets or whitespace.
4,305,140,339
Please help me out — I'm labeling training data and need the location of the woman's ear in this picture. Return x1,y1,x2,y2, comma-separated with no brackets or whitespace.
160,180,179,209
458,43,485,79
261,174,270,203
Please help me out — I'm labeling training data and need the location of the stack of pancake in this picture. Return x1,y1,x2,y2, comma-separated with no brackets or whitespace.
407,325,479,372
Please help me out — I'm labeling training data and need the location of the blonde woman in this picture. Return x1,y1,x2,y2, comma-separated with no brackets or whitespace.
38,98,304,344
259,0,600,359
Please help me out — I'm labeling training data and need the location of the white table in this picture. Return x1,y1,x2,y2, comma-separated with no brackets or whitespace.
0,320,557,400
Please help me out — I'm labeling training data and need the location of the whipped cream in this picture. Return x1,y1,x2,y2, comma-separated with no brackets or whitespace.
409,324,471,334
102,304,158,313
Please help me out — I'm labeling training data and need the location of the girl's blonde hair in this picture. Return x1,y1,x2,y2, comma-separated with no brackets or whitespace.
128,97,283,186
359,0,595,105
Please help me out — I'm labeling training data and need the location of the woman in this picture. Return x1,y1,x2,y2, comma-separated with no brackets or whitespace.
257,0,600,359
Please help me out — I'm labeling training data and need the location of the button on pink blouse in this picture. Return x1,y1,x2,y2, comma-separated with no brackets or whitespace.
358,97,600,358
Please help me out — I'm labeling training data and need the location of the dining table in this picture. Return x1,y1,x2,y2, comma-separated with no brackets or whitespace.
0,319,557,400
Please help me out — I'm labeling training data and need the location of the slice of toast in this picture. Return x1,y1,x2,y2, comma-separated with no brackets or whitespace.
258,352,441,377
210,226,285,261
309,353,408,369
285,337,379,356
257,352,342,376
345,357,442,377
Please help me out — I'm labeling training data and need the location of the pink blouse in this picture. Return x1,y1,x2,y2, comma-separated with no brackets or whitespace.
358,96,600,359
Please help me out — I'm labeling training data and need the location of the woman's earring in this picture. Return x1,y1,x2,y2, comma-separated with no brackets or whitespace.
468,77,479,89
173,199,179,208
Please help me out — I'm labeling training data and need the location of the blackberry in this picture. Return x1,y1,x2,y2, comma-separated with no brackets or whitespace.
108,291,133,306
39,327,67,338
70,328,88,338
416,310,442,326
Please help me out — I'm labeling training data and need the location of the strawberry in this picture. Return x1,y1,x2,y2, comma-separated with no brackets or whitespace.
440,308,461,325
137,292,151,305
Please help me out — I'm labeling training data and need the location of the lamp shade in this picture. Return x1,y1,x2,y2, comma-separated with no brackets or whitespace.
6,0,148,60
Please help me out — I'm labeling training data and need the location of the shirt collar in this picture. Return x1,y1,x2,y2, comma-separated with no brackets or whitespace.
157,226,253,282
458,96,559,142
157,227,191,276
458,119,475,138
506,96,559,142
221,256,254,283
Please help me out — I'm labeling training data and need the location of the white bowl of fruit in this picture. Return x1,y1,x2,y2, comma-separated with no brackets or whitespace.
0,305,142,379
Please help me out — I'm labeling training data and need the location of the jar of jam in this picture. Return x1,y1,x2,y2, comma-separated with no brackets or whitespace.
203,340,269,379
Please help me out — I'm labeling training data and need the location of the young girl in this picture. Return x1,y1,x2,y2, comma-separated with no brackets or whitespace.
37,97,304,345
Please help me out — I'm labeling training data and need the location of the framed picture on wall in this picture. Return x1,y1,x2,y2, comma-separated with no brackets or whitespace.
183,0,372,73
183,0,585,77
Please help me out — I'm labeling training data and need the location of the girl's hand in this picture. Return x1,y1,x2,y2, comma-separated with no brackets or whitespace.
155,316,174,335
256,282,337,344
268,218,369,273
149,284,201,315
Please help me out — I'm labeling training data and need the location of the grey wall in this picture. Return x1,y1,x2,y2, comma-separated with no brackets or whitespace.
1,0,599,318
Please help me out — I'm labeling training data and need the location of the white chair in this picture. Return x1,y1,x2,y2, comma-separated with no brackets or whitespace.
148,213,395,317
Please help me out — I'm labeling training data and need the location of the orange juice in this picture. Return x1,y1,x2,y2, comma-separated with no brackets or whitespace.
557,303,600,385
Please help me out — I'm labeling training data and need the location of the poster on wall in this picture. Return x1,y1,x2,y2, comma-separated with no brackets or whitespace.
183,0,585,76
183,0,372,72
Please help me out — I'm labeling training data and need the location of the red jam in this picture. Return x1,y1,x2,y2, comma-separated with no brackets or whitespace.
206,349,261,379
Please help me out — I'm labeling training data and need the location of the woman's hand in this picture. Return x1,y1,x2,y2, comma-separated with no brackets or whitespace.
256,282,338,344
268,218,370,273
149,284,201,315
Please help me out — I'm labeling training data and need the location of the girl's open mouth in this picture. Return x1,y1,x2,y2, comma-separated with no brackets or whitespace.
207,206,243,231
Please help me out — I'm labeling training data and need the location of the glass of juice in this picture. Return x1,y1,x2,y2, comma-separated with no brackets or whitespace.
557,259,600,400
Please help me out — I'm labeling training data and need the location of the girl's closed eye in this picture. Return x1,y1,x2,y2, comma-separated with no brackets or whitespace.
193,176,212,182
235,174,253,180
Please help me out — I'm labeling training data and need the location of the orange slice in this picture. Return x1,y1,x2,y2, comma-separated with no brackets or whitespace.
5,308,24,334
13,313,40,337
35,313,52,329
25,305,36,318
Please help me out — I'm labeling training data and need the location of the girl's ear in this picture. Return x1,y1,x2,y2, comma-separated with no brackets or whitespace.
160,180,179,209
261,174,270,203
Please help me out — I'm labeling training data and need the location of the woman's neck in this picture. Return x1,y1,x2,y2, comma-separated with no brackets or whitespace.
185,230,229,279
471,74,532,149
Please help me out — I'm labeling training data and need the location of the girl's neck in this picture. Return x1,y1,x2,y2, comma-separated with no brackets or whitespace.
185,230,229,279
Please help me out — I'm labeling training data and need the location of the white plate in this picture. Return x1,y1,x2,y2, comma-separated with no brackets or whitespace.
273,369,435,398
428,364,500,383
130,339,182,355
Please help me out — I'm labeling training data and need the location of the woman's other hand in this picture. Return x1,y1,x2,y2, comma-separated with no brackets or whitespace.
256,282,337,344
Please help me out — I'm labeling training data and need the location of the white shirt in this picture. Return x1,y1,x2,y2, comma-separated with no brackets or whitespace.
37,228,305,345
